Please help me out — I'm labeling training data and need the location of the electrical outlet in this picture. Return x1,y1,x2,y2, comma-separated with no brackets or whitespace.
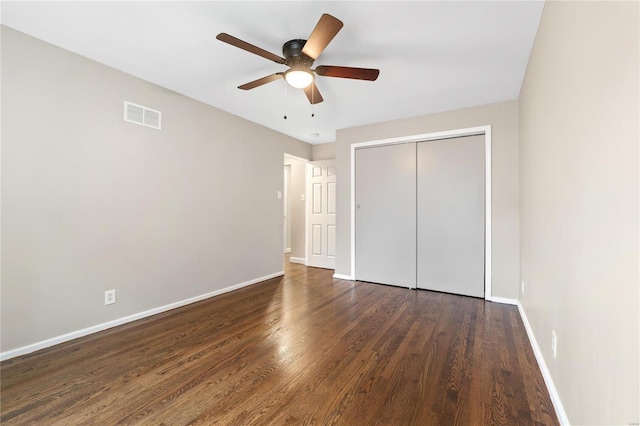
551,331,557,358
521,281,525,294
105,289,116,305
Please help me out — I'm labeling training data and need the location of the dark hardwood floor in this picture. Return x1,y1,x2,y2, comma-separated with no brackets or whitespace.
1,259,558,425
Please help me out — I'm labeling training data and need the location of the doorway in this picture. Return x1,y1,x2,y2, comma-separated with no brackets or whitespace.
284,154,307,266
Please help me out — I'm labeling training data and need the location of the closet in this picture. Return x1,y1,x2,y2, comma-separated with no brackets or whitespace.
354,134,485,298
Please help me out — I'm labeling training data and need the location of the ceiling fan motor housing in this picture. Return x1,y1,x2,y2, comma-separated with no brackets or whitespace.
283,39,314,69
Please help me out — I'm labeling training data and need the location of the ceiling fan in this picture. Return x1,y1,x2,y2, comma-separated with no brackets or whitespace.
216,14,380,105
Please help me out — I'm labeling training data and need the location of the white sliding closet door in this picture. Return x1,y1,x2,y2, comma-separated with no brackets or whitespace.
416,135,485,297
355,143,416,288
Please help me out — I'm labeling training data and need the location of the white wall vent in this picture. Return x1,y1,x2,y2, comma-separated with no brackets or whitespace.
124,101,162,130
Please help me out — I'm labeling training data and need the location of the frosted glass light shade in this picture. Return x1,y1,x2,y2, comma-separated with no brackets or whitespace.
285,69,313,88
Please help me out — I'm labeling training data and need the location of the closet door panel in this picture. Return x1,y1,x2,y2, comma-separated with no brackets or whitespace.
417,135,485,297
355,143,416,288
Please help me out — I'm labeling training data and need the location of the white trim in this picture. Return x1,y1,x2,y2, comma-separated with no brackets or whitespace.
484,126,492,299
305,163,309,268
333,273,354,280
517,302,570,425
289,257,306,265
350,125,493,299
350,144,357,285
283,164,289,260
0,271,284,362
487,296,518,305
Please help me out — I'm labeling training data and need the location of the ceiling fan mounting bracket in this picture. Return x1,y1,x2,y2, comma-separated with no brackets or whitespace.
283,39,314,69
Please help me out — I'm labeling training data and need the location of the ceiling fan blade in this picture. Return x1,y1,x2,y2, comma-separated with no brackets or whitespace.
301,14,344,60
303,82,324,104
315,65,380,81
217,33,285,64
238,73,283,90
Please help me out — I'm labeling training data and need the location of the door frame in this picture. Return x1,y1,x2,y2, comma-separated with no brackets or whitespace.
350,125,493,300
283,164,291,254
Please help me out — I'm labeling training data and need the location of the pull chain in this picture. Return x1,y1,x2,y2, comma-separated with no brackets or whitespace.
311,84,315,118
283,80,288,120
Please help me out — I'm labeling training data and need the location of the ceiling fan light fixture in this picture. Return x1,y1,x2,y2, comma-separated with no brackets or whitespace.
284,68,313,88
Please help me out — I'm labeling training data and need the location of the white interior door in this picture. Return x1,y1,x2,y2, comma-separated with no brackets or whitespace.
355,143,416,288
417,135,485,297
306,160,336,269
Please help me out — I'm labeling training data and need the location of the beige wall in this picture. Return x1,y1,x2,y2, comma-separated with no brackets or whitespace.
312,142,336,161
519,2,639,424
283,157,306,259
335,100,520,299
1,27,311,354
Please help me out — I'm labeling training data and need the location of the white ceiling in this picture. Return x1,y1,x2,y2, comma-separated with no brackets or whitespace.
1,1,544,144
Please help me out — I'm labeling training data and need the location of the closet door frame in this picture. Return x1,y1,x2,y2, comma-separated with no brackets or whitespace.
350,125,493,300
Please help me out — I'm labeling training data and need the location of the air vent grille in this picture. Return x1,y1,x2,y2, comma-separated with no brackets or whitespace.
124,101,162,130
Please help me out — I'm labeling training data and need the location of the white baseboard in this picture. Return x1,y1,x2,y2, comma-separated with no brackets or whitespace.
333,274,354,280
284,248,291,254
517,302,570,425
0,271,284,362
487,296,518,305
289,257,306,265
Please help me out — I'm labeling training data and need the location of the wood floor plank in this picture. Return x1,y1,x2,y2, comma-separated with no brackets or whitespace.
1,260,559,425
